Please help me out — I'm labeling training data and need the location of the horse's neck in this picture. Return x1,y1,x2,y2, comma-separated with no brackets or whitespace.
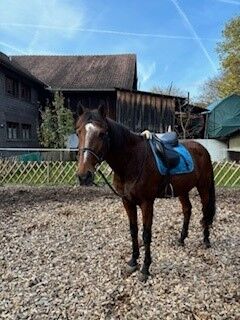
105,120,143,177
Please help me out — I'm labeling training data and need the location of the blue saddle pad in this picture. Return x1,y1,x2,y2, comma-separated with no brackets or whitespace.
149,140,194,175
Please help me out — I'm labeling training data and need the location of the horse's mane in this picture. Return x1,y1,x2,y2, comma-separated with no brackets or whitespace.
106,118,141,150
76,109,142,150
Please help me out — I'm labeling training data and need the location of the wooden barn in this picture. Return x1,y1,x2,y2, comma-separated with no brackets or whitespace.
12,54,137,119
12,54,184,134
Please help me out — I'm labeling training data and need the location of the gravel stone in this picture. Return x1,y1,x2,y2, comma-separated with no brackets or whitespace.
0,186,239,319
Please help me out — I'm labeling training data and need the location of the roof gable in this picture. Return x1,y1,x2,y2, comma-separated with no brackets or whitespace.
0,52,45,86
11,54,137,90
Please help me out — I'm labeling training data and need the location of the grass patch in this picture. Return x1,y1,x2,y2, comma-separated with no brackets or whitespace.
213,162,240,187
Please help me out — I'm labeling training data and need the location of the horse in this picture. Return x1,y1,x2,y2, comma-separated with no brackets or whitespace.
76,105,216,281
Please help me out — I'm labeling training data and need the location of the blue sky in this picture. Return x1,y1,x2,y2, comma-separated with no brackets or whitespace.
0,0,239,98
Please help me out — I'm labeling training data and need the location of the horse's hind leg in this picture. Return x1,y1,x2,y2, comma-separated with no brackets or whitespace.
178,193,192,246
123,199,139,273
197,181,216,248
139,200,153,282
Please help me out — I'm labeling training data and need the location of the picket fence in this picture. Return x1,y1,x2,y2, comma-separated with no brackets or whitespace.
0,158,239,187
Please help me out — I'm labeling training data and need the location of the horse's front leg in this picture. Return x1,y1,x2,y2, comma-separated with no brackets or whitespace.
178,194,192,246
123,199,139,273
139,200,153,282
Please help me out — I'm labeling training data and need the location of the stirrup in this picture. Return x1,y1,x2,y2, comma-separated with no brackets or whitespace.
164,183,175,198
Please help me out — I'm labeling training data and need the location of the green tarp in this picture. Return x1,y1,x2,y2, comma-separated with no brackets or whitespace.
207,94,240,138
18,152,42,162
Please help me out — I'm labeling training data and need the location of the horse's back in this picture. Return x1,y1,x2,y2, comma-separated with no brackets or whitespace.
181,140,213,180
182,140,211,160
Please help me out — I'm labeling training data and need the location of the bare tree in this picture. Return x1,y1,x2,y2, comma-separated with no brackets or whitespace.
175,95,204,139
151,83,187,97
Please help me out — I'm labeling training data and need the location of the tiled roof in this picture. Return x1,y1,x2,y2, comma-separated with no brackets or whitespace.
12,54,137,90
0,52,45,85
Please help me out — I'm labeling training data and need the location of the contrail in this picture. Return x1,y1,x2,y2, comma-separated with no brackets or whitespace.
169,0,218,73
216,0,240,5
0,22,219,41
0,40,26,53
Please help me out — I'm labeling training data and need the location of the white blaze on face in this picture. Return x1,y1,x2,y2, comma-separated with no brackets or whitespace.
83,123,99,163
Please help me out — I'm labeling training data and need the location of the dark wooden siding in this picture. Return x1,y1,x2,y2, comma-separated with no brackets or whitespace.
65,89,179,133
0,66,44,148
59,90,116,122
116,89,176,133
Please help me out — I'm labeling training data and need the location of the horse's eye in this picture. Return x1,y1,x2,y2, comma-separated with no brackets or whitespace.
98,132,105,139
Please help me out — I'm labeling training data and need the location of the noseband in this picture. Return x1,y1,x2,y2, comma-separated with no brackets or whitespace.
81,148,103,163
79,130,110,164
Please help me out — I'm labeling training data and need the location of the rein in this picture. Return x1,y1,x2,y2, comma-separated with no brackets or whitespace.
80,146,125,198
80,138,148,199
97,167,125,198
100,138,148,199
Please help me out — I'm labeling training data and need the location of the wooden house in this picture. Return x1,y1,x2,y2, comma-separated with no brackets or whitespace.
0,53,45,148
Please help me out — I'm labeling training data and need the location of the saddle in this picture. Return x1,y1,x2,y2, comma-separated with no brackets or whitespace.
143,130,193,198
153,132,180,171
150,132,180,198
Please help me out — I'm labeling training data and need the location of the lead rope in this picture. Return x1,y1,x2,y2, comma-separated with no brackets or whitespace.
96,138,148,199
96,167,125,198
80,147,125,197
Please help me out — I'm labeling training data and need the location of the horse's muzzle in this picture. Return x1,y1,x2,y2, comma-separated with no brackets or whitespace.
77,171,94,186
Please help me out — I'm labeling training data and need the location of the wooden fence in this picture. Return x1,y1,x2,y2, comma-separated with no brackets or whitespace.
0,160,239,187
0,160,112,186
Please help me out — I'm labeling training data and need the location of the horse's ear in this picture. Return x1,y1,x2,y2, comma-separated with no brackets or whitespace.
98,104,107,119
77,102,85,116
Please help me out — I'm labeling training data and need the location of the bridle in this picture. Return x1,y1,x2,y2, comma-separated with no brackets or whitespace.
80,148,104,164
78,127,125,197
78,122,148,199
79,129,110,165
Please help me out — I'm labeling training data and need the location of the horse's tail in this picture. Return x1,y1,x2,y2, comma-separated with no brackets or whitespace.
201,162,216,227
206,165,216,225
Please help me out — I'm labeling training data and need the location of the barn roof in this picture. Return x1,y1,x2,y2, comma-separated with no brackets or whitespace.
0,52,45,86
11,54,137,90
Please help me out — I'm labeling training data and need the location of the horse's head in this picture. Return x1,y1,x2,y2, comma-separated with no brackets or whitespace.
76,105,109,185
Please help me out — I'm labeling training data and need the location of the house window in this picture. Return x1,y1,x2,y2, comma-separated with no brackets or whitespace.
7,122,19,140
22,124,31,140
21,84,31,102
5,76,19,97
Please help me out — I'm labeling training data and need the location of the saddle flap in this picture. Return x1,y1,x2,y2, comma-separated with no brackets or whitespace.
152,133,180,170
160,132,178,147
163,144,180,168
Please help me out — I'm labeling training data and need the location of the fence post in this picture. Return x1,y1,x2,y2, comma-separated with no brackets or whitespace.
47,162,50,184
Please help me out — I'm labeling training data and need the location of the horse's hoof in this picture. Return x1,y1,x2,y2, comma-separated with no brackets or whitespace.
138,272,149,282
125,264,138,274
178,238,185,247
204,241,211,249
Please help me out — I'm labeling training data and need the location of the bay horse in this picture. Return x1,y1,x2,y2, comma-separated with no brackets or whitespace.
76,105,216,281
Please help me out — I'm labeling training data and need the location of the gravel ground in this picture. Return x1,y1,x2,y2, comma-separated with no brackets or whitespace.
0,186,239,320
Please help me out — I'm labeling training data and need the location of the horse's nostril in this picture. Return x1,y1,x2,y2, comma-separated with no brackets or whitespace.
78,171,94,186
